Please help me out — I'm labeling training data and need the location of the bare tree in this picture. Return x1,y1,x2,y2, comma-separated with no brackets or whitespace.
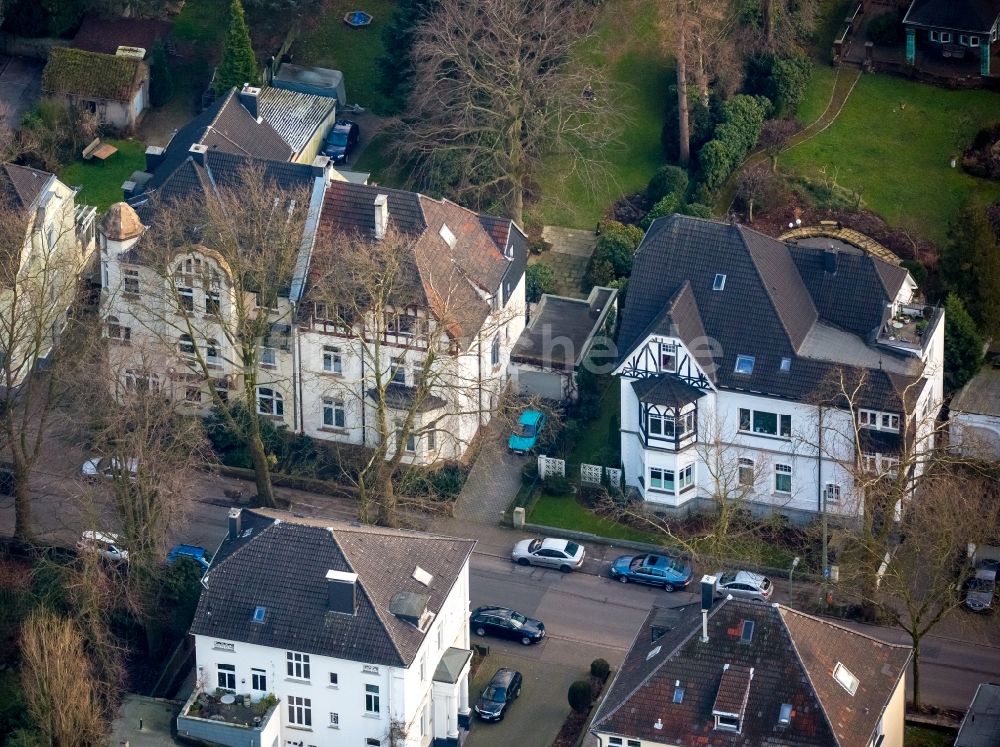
671,0,691,167
735,162,773,223
400,0,615,224
19,608,108,746
120,166,314,508
306,225,521,526
0,171,92,540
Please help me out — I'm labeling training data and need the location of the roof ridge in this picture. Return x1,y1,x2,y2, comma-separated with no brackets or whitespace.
777,605,913,650
207,88,238,131
207,517,281,576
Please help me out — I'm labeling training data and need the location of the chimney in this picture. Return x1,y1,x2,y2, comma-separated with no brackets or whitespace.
700,574,717,643
824,246,838,274
189,143,208,166
374,194,388,240
326,569,358,615
145,146,165,172
239,84,261,119
227,507,242,540
311,154,331,178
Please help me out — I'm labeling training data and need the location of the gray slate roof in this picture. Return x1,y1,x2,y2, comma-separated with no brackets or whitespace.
951,366,1000,417
592,599,911,747
191,509,475,667
956,682,1000,747
512,287,616,370
0,163,52,209
616,215,922,410
632,375,706,407
903,0,1000,33
258,86,336,154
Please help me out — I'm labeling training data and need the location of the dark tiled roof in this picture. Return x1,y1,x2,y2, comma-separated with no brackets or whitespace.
592,599,911,747
191,509,475,667
617,216,922,409
42,47,145,101
511,288,616,370
0,163,51,209
632,375,706,406
903,0,1000,33
319,180,425,237
71,16,170,56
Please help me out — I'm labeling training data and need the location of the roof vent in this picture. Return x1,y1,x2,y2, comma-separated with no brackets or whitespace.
439,223,456,249
778,703,793,726
252,605,266,623
227,507,242,540
412,566,433,586
833,662,859,696
374,194,389,240
713,273,726,291
654,718,663,730
188,143,208,166
390,591,434,631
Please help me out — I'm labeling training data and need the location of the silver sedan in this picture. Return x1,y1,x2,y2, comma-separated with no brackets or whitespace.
511,538,585,572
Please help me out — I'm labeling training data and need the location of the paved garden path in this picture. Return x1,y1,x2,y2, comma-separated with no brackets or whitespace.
534,226,600,299
717,63,864,213
451,422,526,524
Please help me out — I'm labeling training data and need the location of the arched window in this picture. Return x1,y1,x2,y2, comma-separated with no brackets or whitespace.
257,387,284,417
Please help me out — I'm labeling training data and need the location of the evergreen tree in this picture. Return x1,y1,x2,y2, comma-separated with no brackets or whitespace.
149,43,175,107
941,200,1000,338
377,0,439,113
943,293,984,393
214,0,258,95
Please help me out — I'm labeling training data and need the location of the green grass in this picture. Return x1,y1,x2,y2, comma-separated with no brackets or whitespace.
172,0,228,48
529,492,664,544
59,139,147,212
531,0,672,229
780,74,1000,244
904,725,955,747
795,64,837,127
293,0,396,114
569,379,620,467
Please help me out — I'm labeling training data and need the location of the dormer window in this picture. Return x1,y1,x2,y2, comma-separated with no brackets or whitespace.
713,274,726,291
734,355,755,375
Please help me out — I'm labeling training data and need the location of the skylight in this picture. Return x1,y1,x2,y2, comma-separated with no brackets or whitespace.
780,357,791,372
740,619,755,643
673,681,685,704
734,355,755,375
412,566,433,586
252,606,266,623
778,703,793,726
646,645,662,661
713,274,726,291
439,223,456,249
833,662,859,696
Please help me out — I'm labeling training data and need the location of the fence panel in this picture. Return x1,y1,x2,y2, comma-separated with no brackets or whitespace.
538,455,566,479
580,463,602,484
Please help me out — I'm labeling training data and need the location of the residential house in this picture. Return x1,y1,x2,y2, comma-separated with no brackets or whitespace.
956,682,1000,747
949,361,1000,459
177,508,476,747
903,0,1000,76
590,595,912,747
246,84,339,165
614,215,944,522
42,46,149,129
297,181,528,464
509,286,617,401
0,163,96,388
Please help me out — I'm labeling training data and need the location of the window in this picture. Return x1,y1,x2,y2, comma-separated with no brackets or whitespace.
740,619,755,643
941,31,952,43
178,285,194,311
775,464,792,494
205,287,220,315
628,740,641,747
251,668,266,691
390,357,406,385
125,370,158,393
716,715,740,731
106,317,131,342
217,663,236,691
260,346,276,367
863,452,899,476
858,409,878,428
366,740,381,747
387,312,416,337
323,346,342,374
778,703,793,726
178,333,195,356
419,653,427,681
738,408,790,438
734,355,755,374
678,464,694,491
738,458,754,487
647,411,673,438
659,344,677,372
329,672,338,687
288,695,312,726
960,34,968,45
286,651,310,680
882,454,900,476
930,30,939,42
206,338,221,368
970,35,980,46
314,302,328,321
123,268,140,296
713,273,726,291
881,413,900,431
255,293,277,311
406,432,416,453
185,387,202,403
649,467,675,493
833,662,859,695
491,334,501,367
609,740,623,746
779,357,791,372
427,430,437,450
329,712,339,727
365,683,380,714
323,398,346,428
823,483,841,504
257,387,284,417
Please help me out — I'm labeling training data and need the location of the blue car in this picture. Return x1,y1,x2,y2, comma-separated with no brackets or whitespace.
167,544,211,573
609,552,693,591
508,410,546,454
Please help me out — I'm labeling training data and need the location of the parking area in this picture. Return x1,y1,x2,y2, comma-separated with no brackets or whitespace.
0,56,43,131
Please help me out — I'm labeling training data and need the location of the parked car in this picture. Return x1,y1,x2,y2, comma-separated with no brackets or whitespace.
609,552,693,591
508,409,546,454
512,537,585,572
964,560,998,613
474,668,522,721
77,531,129,562
167,544,211,573
714,570,773,602
322,119,359,163
470,606,545,645
81,456,138,481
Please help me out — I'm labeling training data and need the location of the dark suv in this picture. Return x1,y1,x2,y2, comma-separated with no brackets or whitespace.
474,668,522,721
470,606,545,645
322,119,359,164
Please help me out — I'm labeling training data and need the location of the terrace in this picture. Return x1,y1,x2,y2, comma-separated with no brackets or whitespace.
877,302,941,355
176,689,280,747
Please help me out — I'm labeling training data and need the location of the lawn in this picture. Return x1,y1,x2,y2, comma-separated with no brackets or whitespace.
795,64,837,128
531,0,672,229
59,140,147,212
569,377,620,467
904,725,955,747
529,492,664,545
293,0,396,114
780,74,1000,244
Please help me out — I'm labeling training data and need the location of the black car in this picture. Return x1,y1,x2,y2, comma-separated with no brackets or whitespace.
474,668,522,721
470,606,545,646
322,119,359,163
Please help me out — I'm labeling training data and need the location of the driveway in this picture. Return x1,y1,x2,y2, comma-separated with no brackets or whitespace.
0,56,44,132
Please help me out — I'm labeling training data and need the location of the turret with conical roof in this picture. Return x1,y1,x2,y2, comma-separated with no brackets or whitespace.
100,202,144,242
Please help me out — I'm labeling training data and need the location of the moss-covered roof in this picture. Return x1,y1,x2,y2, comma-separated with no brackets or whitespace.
42,47,146,102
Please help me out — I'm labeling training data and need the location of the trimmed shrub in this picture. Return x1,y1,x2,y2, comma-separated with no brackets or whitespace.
544,475,574,496
526,262,557,303
645,165,689,203
641,193,683,230
771,56,812,117
568,680,592,712
590,658,611,681
584,221,644,285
